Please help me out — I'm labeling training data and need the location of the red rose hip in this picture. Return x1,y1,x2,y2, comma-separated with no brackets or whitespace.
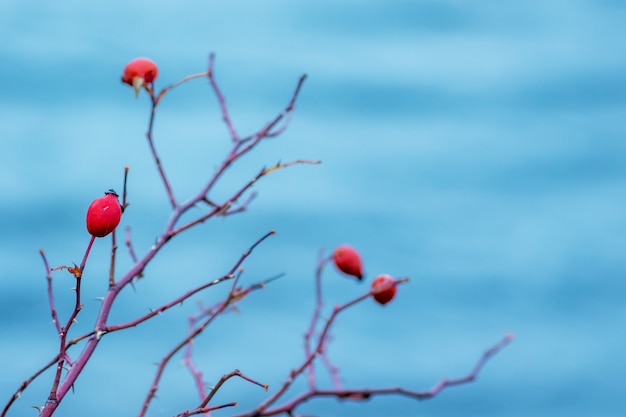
332,245,363,280
121,57,158,97
371,274,397,305
86,189,122,237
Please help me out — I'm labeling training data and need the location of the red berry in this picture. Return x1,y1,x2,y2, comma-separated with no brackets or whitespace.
371,274,397,305
121,57,158,97
86,190,122,238
332,245,363,280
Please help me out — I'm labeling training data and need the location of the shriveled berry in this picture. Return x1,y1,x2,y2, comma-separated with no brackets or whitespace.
121,57,158,97
371,274,397,305
86,189,122,238
332,245,363,280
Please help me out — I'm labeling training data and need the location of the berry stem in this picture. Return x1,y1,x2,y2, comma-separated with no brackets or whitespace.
46,261,87,410
108,230,118,287
122,166,130,211
40,250,61,335
79,235,96,274
146,101,177,209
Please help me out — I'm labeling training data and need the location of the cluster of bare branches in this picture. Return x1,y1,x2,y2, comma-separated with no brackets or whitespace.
1,53,512,417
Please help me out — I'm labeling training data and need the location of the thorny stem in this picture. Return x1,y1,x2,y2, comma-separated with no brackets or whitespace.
245,332,512,417
174,69,308,226
46,263,88,406
26,57,308,417
138,231,275,417
171,160,320,236
182,273,284,411
40,250,61,335
0,355,59,417
43,234,96,404
183,272,245,414
146,71,211,207
109,230,117,287
183,338,206,410
292,334,513,414
146,99,177,209
254,278,410,415
174,401,237,417
124,227,139,264
320,349,341,390
108,231,275,338
139,300,227,417
304,250,328,389
122,165,130,211
79,235,96,274
200,370,268,409
208,53,238,142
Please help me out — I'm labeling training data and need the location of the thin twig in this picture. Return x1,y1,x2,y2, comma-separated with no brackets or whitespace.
200,370,268,409
208,53,238,142
155,72,210,105
109,230,118,287
0,355,59,417
172,160,320,237
146,102,177,208
47,266,89,405
40,250,61,335
241,333,513,417
303,250,328,389
122,166,130,211
174,401,237,417
138,231,275,417
124,226,139,264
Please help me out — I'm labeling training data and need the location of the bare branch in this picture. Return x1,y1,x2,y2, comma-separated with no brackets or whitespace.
253,278,410,415
246,333,513,417
174,401,237,417
40,250,61,335
208,53,239,142
138,231,275,417
200,370,268,409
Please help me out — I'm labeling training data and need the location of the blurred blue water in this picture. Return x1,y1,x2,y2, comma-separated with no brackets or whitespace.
1,1,626,416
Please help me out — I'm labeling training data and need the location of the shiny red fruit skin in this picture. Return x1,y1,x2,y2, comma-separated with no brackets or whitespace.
332,245,363,280
86,191,122,238
121,57,158,86
371,274,397,305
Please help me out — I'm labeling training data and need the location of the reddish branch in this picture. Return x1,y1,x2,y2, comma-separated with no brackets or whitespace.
229,272,513,417
0,355,58,417
183,274,282,411
201,370,268,409
1,53,514,417
174,401,238,417
225,270,510,417
138,235,277,417
2,55,310,417
124,226,139,264
40,250,61,335
257,334,514,416
303,251,329,389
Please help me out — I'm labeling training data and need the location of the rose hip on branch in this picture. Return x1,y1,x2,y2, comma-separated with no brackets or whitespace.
371,274,397,305
332,244,364,280
121,57,158,97
86,189,123,238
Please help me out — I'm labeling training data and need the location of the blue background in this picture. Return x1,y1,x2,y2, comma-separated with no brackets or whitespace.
1,1,625,416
